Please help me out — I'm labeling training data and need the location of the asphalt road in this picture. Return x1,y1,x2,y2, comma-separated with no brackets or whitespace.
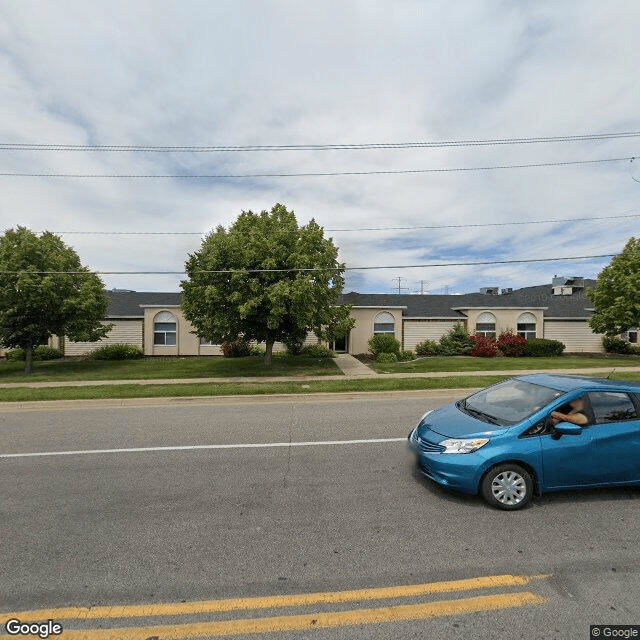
0,392,639,639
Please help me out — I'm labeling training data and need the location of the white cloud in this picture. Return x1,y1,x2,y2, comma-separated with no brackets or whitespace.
0,0,638,293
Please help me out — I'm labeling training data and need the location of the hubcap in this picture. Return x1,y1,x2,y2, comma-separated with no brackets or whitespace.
491,470,526,505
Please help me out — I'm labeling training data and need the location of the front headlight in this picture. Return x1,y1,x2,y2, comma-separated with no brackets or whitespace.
439,438,489,454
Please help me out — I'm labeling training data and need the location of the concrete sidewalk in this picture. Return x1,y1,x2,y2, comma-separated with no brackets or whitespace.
335,353,379,377
0,353,638,389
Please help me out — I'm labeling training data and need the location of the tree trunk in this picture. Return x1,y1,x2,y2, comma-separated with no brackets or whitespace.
264,340,274,366
25,345,33,374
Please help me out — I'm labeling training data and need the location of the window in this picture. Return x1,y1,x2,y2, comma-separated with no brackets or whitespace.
200,337,219,346
153,311,177,345
517,312,537,340
627,330,637,344
475,312,496,338
373,312,395,334
588,392,638,424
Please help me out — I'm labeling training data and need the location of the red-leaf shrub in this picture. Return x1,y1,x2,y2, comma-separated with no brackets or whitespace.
496,332,527,357
469,334,498,357
222,338,251,357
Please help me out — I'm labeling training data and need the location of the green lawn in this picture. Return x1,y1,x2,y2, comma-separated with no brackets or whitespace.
369,354,640,374
0,376,506,402
2,371,639,402
0,355,342,382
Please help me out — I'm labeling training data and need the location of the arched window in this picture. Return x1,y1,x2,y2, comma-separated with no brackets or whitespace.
517,312,537,340
475,312,496,338
154,311,177,345
373,312,395,335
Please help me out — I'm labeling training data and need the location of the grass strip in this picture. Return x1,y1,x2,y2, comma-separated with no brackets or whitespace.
369,355,640,374
0,355,342,383
0,376,513,402
3,371,640,403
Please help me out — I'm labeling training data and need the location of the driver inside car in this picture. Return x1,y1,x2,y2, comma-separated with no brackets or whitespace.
550,397,589,426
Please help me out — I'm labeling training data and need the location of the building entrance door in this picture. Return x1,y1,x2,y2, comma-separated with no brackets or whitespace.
331,335,348,353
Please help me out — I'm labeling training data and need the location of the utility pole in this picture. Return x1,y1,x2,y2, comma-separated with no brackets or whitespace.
418,280,429,295
393,276,408,294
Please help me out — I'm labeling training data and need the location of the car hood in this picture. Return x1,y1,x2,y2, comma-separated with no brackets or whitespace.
418,403,511,439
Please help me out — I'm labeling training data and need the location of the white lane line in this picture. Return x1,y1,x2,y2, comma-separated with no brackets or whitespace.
0,437,407,459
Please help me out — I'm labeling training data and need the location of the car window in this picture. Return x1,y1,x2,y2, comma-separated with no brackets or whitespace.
547,394,592,427
587,391,639,424
464,379,564,425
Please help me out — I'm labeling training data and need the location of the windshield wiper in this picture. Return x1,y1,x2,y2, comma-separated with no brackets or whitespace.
463,406,501,425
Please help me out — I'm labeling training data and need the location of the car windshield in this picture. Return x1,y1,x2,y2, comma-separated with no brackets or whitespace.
460,379,565,425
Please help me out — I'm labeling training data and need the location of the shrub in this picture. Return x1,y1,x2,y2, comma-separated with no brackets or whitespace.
398,349,416,361
521,338,565,357
469,334,498,357
5,346,62,361
5,348,25,361
368,333,401,357
376,352,398,363
300,344,336,358
221,338,251,358
438,324,474,356
496,332,527,357
602,336,634,354
284,338,305,355
90,344,144,360
415,340,440,357
34,346,62,360
249,344,266,357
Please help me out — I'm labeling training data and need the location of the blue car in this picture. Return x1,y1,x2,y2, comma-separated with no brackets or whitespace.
408,374,640,509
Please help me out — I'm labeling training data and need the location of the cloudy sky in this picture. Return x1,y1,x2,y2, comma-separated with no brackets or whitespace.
1,1,639,294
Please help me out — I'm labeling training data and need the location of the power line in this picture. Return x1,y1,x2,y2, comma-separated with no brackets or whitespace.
0,156,633,179
39,209,640,235
1,131,639,152
0,253,617,275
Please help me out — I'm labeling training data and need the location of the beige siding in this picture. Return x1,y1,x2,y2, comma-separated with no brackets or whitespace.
65,320,143,356
543,320,604,353
462,309,545,337
304,332,319,346
403,320,461,351
348,308,404,354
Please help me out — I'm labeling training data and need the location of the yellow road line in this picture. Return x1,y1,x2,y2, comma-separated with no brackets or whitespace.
1,573,550,622
0,592,547,639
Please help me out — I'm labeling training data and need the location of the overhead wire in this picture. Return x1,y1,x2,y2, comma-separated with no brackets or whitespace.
39,209,640,235
1,131,639,152
0,253,618,275
0,156,634,179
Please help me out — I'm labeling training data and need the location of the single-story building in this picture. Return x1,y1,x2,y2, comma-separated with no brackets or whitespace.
49,276,636,357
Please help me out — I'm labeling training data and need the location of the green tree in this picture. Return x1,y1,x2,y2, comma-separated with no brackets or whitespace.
0,227,112,373
587,237,640,336
181,204,349,365
313,303,355,346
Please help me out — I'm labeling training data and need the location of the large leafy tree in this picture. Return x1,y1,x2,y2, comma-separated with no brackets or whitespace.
588,237,640,337
181,203,350,365
0,227,111,373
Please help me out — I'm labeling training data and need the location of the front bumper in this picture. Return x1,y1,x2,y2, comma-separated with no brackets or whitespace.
408,427,483,494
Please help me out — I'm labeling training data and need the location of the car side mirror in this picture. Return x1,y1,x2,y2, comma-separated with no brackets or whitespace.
554,422,583,436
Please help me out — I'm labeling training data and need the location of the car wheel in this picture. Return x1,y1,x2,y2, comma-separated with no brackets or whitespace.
481,464,533,510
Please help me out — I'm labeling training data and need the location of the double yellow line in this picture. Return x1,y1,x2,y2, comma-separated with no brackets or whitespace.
0,573,549,639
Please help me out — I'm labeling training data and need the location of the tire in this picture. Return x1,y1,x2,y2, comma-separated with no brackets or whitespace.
481,463,533,510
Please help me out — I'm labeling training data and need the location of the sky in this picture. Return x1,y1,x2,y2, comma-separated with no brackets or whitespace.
1,0,639,295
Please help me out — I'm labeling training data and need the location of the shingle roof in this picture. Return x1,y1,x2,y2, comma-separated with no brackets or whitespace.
106,280,596,320
337,292,466,318
338,280,596,319
106,291,182,317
